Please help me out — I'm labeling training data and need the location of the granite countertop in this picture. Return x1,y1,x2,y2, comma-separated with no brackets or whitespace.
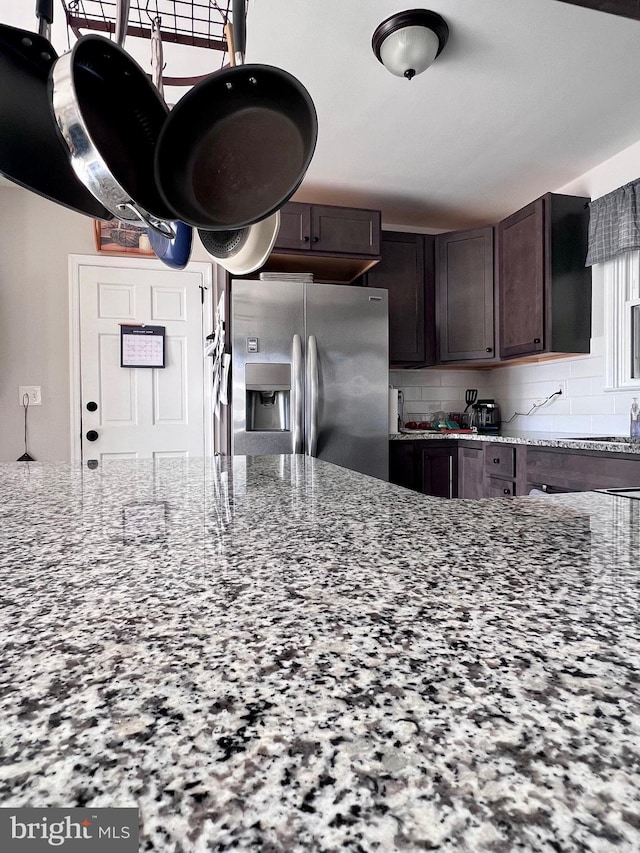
1,456,639,851
390,429,640,454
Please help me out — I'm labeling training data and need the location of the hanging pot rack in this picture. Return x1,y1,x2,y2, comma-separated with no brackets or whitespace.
61,0,233,86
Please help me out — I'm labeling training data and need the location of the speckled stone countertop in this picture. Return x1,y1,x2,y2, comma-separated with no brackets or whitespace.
391,429,640,455
1,456,639,852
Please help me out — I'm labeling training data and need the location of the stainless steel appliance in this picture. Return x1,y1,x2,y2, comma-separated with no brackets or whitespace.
471,399,501,433
231,279,389,479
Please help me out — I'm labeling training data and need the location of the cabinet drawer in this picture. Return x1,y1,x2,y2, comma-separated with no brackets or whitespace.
527,447,640,491
485,445,515,478
486,477,516,497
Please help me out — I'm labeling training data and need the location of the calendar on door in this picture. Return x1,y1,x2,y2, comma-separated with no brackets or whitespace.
120,324,166,368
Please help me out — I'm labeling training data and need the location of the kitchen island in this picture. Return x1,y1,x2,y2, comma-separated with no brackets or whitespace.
1,456,639,851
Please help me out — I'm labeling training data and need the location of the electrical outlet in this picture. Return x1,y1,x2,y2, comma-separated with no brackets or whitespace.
556,381,566,396
19,386,41,406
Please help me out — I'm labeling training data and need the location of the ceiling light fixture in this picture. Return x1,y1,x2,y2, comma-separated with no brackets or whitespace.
372,9,449,80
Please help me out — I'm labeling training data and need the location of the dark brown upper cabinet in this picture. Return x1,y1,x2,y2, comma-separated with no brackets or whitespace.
365,230,435,367
497,193,591,360
260,201,381,283
275,202,380,255
436,227,495,363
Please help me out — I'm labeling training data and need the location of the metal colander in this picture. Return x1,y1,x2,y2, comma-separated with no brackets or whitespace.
198,227,249,259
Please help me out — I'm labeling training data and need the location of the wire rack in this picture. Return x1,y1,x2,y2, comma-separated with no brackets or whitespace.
61,0,233,83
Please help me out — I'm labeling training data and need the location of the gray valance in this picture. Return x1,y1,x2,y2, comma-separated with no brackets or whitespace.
586,178,640,266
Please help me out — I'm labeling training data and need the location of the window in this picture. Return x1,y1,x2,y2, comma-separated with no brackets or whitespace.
604,249,640,389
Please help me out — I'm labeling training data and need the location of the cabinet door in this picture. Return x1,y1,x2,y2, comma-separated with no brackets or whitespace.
421,446,457,499
437,227,495,362
498,199,545,359
273,202,312,251
311,206,381,255
458,443,485,499
367,231,435,365
389,441,420,491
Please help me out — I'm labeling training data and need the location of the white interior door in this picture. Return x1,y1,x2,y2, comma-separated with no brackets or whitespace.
71,257,213,463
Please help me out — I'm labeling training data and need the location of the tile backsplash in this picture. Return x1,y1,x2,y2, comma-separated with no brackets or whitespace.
390,335,636,436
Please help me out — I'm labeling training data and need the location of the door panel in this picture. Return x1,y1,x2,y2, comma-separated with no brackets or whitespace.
305,283,388,480
311,206,381,255
437,228,494,361
499,200,545,358
79,264,209,463
231,279,304,456
273,202,311,251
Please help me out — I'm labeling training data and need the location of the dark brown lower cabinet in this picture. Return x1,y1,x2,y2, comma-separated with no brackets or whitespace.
421,446,458,499
458,443,485,499
389,440,422,491
484,443,517,496
390,440,640,500
526,447,640,492
389,440,457,498
485,477,516,497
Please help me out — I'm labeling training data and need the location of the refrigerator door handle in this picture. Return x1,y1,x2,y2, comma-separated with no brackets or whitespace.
306,334,318,457
292,334,304,454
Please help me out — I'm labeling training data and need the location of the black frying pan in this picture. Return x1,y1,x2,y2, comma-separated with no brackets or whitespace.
0,0,112,220
154,62,318,231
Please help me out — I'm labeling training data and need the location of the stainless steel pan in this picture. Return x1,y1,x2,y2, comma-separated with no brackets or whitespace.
49,0,174,234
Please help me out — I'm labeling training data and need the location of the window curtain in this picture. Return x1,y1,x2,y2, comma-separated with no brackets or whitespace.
586,178,640,266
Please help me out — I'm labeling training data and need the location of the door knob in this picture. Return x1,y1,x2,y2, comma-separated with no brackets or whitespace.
86,401,98,412
86,430,99,442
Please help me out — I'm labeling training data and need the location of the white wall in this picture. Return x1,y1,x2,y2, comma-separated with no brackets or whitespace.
0,186,214,463
390,137,640,437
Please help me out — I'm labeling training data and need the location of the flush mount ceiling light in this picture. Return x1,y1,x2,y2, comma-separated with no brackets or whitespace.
372,9,449,80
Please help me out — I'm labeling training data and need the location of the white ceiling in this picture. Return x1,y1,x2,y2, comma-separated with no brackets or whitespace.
2,0,640,230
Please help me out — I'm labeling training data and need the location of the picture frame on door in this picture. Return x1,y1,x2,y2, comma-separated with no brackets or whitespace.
94,220,155,257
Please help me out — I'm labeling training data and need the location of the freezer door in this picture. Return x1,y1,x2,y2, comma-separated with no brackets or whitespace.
231,279,304,456
305,283,389,480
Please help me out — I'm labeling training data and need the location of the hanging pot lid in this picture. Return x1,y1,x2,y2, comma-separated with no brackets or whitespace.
198,210,280,275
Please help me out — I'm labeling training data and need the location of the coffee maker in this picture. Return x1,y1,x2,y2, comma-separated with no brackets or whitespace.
471,399,501,433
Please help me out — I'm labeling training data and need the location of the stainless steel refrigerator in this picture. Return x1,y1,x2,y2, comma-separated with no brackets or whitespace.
231,279,389,480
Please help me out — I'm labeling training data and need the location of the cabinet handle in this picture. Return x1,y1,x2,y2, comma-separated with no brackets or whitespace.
503,487,511,495
493,457,500,464
312,236,319,243
486,347,493,353
303,235,310,242
534,337,541,344
449,456,453,499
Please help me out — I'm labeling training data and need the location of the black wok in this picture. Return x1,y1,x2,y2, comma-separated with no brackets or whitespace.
154,63,318,231
0,0,112,220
